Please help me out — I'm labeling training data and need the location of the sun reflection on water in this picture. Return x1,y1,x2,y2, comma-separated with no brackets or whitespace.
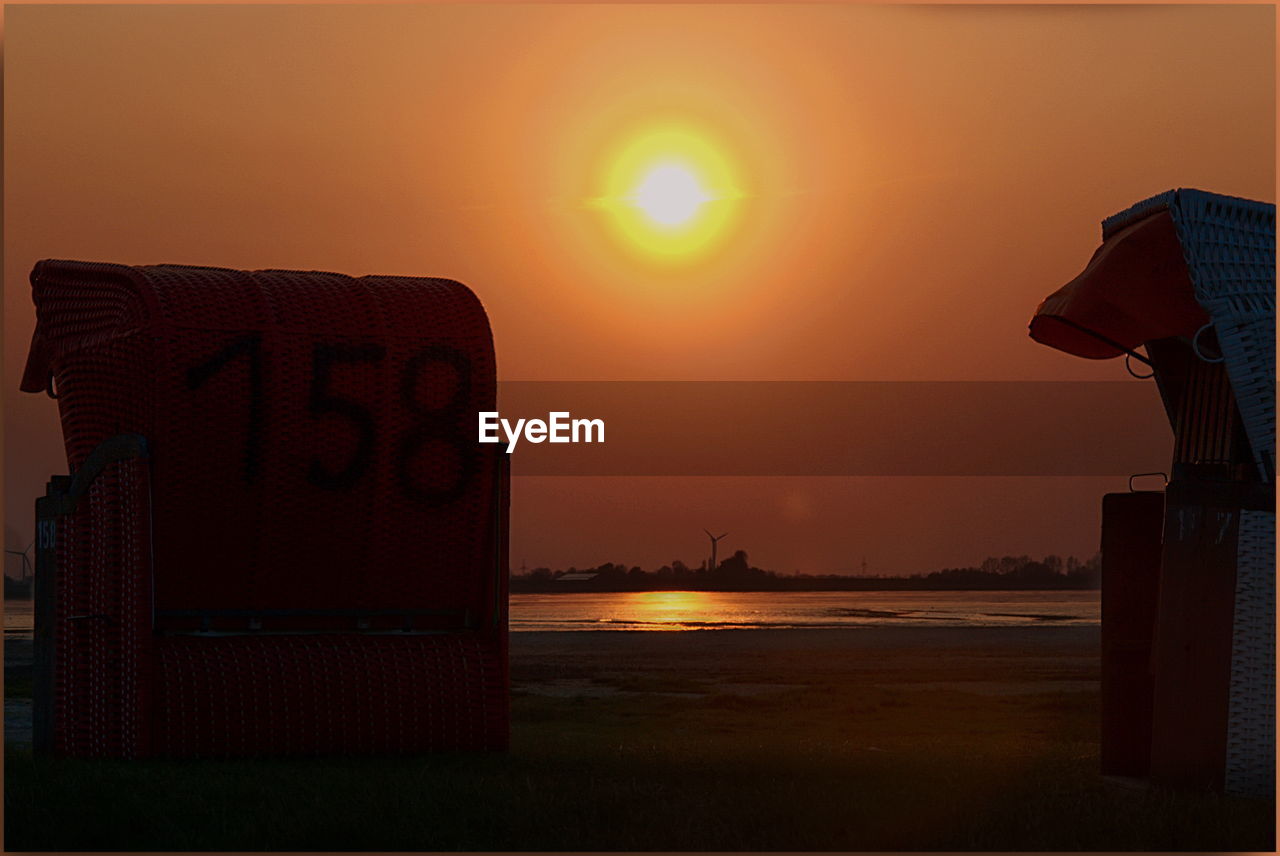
620,590,713,629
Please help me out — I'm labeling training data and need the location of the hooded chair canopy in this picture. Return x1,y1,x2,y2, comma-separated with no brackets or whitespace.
1030,188,1275,482
1029,210,1209,360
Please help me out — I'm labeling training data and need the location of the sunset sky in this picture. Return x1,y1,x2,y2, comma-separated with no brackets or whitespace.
4,4,1275,574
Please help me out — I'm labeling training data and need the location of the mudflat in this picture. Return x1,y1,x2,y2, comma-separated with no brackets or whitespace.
5,626,1273,851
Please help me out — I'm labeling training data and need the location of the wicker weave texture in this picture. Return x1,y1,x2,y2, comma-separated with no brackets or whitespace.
1103,190,1275,480
1225,510,1276,798
54,457,154,759
26,260,508,758
154,634,507,757
27,261,499,614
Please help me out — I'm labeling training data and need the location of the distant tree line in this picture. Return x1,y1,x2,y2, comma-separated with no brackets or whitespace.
509,550,1101,593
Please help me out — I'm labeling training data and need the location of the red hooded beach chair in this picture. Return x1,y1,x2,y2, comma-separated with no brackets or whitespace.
22,261,509,758
1030,189,1274,797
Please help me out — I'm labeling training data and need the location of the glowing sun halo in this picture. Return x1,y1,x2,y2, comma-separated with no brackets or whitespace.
591,124,745,262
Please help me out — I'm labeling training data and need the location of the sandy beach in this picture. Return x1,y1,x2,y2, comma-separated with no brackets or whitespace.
6,625,1272,850
511,625,1100,697
5,626,1100,746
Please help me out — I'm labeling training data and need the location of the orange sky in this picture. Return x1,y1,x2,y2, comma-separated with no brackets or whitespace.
4,4,1275,573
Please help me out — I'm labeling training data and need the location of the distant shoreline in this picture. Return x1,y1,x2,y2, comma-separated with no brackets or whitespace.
511,555,1101,593
510,581,1100,594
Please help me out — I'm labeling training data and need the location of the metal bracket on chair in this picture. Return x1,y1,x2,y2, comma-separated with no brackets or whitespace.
1049,316,1154,368
492,445,510,632
1191,323,1225,364
39,434,150,518
1129,472,1169,492
1125,353,1155,380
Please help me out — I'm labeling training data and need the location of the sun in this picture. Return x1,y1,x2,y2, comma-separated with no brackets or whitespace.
632,164,711,226
590,123,745,263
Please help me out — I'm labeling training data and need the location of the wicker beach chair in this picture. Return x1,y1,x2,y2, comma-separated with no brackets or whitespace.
1101,190,1275,483
22,261,509,758
1030,189,1275,798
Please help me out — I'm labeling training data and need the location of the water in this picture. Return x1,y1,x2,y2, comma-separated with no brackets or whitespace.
3,598,32,637
2,590,1100,637
510,589,1098,631
4,600,33,638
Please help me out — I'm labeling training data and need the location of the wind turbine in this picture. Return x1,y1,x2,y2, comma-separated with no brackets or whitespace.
5,544,33,581
704,529,728,573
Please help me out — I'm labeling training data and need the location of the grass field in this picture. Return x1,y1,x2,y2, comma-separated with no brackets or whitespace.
5,628,1274,851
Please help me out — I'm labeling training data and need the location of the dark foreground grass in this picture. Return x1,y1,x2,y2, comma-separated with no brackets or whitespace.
5,629,1274,851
